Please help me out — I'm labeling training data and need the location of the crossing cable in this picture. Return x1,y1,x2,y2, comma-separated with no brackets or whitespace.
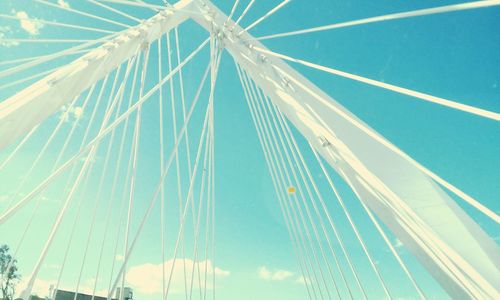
233,0,255,26
5,63,123,290
34,0,131,29
40,67,124,284
225,0,240,26
157,35,167,300
207,117,216,300
51,84,101,170
0,31,121,79
51,76,114,295
0,125,39,173
52,98,116,294
163,39,222,300
1,94,81,213
204,35,221,300
0,37,209,226
301,104,493,295
239,65,320,300
264,94,353,299
254,47,500,121
108,65,210,295
205,36,221,300
254,0,500,41
97,0,205,16
174,28,195,228
116,52,145,300
0,38,94,44
107,91,212,300
0,85,99,282
358,188,426,299
106,116,138,297
0,13,115,34
275,95,391,298
0,82,99,288
243,71,329,299
49,78,119,281
271,99,371,299
56,64,126,297
249,78,335,300
341,172,488,297
20,55,138,300
174,27,205,298
209,91,217,300
235,63,315,300
306,143,426,298
54,162,96,295
165,31,189,299
80,69,130,299
209,43,219,300
187,114,211,300
121,44,150,300
238,0,291,36
258,87,350,299
274,100,391,299
238,65,319,299
105,42,211,297
74,58,135,300
3,52,133,285
88,0,143,23
89,58,140,299
109,44,144,284
204,115,216,300
0,49,90,68
0,67,61,91
19,59,128,300
99,0,165,10
266,62,500,224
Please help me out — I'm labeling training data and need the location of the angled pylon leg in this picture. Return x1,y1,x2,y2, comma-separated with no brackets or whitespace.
0,1,497,298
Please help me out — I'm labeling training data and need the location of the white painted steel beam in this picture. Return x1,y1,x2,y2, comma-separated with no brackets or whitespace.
0,0,194,149
0,1,497,298
188,2,499,298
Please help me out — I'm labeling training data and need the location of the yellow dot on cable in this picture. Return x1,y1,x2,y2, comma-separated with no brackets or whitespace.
288,186,296,194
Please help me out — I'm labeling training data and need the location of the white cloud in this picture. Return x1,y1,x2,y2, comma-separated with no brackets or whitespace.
58,0,71,8
258,266,272,280
126,259,230,295
79,154,99,164
73,106,83,119
0,26,19,47
258,266,294,281
48,264,61,270
59,104,84,123
16,277,108,299
294,276,309,285
272,269,294,281
394,238,404,249
17,278,55,298
15,11,44,35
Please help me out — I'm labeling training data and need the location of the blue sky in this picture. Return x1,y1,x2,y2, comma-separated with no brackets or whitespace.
0,1,499,299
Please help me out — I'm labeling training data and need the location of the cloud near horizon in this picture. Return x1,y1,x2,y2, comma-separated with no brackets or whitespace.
57,0,70,9
59,104,84,123
15,11,44,35
16,277,108,299
258,266,294,281
125,258,230,295
258,266,308,285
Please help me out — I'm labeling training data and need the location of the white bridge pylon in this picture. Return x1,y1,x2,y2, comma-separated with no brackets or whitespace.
0,0,498,298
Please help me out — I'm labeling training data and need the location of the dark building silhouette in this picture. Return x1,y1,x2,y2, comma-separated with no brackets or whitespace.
52,288,132,300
